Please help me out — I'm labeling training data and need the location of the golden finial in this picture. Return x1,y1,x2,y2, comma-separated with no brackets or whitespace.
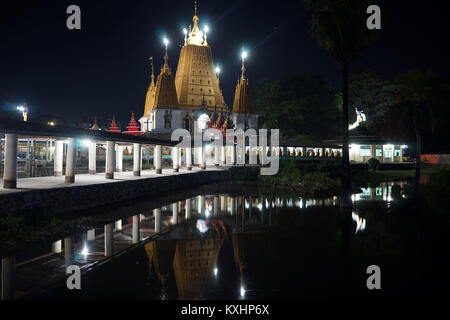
194,0,198,17
161,37,171,74
149,56,155,84
241,50,248,80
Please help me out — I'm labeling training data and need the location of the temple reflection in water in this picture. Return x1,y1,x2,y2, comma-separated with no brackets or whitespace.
141,181,404,299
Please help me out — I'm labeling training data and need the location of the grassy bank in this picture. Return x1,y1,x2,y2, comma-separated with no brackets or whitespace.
255,159,342,197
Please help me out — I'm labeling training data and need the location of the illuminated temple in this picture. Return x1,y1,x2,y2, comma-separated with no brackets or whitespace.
139,2,258,134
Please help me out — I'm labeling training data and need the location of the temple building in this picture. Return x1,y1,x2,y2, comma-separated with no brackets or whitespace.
139,2,258,135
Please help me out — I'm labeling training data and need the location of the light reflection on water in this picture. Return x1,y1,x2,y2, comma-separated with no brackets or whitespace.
13,180,429,300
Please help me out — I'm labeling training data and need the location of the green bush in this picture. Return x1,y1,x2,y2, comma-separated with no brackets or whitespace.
368,158,380,172
142,163,154,170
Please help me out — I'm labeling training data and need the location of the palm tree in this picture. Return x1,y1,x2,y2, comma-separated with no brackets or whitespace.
394,68,448,193
303,0,376,205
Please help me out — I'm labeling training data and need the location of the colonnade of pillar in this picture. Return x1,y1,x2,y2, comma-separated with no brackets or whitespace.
2,133,241,189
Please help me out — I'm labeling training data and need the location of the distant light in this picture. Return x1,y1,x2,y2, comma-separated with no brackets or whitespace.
163,37,169,47
241,50,248,60
48,121,55,126
81,245,89,256
401,145,408,148
196,219,208,233
215,66,221,74
82,139,91,147
183,28,187,35
16,105,25,112
214,267,218,277
204,25,209,33
240,286,246,297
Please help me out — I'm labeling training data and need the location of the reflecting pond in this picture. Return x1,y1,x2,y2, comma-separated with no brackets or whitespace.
7,181,449,300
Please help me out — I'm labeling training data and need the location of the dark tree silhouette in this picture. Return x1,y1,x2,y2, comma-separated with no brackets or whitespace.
303,0,376,206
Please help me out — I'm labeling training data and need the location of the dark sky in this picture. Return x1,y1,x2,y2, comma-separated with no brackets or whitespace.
1,0,449,126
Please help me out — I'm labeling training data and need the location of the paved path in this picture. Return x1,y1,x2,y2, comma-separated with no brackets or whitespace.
0,167,226,195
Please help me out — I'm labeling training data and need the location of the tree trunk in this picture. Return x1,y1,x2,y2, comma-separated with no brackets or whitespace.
341,63,352,207
413,108,421,194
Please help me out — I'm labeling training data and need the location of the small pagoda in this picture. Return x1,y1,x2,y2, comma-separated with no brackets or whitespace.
123,112,143,135
108,115,121,133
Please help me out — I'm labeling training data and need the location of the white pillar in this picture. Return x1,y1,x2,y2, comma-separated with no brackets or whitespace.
54,139,64,176
172,147,179,172
186,147,192,170
65,138,76,183
199,147,206,170
133,143,141,176
220,196,226,213
104,223,113,257
105,141,115,179
115,145,123,173
132,215,140,244
52,240,62,253
179,148,183,168
1,256,15,300
214,146,220,167
64,237,74,270
154,208,161,232
115,220,122,231
172,202,178,224
221,146,226,165
154,145,162,174
186,198,192,218
87,229,95,241
88,141,96,174
231,197,236,215
230,145,236,165
3,134,17,189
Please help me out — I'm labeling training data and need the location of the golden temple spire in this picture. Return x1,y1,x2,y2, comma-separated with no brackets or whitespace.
232,51,253,114
143,57,156,116
187,0,205,46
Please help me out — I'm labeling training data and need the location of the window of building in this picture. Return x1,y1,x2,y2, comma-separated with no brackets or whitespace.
376,187,383,196
359,145,371,157
394,146,401,157
376,147,382,157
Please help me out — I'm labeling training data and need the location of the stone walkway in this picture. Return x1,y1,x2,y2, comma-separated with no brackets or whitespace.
0,167,225,195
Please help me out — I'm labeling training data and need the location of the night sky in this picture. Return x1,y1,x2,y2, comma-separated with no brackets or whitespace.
1,0,449,126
